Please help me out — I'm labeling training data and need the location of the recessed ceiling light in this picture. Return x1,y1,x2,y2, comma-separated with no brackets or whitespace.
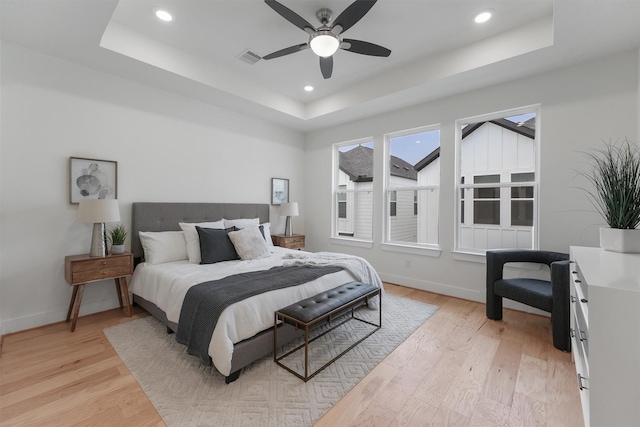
154,9,173,22
474,9,493,24
304,85,314,92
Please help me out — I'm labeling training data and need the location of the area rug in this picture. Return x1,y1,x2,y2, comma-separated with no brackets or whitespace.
104,294,437,426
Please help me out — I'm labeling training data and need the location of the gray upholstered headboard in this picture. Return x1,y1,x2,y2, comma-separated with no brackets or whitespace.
131,202,270,263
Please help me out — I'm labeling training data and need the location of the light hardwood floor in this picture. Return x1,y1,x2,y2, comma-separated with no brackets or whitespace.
0,284,583,426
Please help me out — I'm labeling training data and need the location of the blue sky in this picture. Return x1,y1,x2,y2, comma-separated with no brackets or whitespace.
390,130,440,165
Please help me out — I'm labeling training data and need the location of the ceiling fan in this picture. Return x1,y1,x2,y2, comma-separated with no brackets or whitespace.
262,0,391,79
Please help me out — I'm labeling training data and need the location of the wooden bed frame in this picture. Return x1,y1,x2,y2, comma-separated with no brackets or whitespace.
130,202,304,383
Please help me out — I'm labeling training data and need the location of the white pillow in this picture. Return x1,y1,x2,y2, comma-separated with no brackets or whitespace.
228,226,271,260
260,222,274,247
179,220,225,263
139,231,188,265
223,218,259,229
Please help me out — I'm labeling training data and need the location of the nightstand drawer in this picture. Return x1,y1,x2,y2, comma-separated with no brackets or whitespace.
65,253,133,285
272,234,305,249
70,256,130,273
72,265,132,283
284,236,305,249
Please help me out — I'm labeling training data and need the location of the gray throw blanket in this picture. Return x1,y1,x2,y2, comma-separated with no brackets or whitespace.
176,265,343,366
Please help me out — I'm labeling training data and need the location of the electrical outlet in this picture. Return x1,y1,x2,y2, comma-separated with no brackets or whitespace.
405,259,412,268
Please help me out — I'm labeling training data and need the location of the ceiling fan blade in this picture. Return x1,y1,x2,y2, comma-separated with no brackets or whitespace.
264,0,315,33
263,43,308,60
320,56,333,79
332,0,377,34
341,39,391,57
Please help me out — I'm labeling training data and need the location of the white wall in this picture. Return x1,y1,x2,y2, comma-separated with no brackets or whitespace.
0,43,305,334
304,49,639,308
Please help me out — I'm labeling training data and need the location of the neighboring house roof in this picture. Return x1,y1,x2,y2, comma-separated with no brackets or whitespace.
339,145,417,182
414,118,534,170
462,118,535,140
520,117,536,130
415,147,440,172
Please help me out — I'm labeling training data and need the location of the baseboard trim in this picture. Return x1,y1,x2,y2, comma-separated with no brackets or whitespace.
0,296,123,335
379,273,482,302
379,273,549,316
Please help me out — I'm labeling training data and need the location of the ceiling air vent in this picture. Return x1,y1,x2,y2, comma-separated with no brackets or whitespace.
237,49,262,65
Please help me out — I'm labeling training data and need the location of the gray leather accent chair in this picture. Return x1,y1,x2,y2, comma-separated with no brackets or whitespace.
486,249,571,352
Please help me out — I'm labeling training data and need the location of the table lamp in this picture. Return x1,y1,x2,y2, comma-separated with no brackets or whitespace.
280,202,299,237
77,199,121,257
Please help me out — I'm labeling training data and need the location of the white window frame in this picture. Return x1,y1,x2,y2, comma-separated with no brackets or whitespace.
331,137,375,247
454,105,540,257
382,125,441,257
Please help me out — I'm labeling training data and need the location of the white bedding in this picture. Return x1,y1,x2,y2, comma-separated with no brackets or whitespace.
129,247,373,376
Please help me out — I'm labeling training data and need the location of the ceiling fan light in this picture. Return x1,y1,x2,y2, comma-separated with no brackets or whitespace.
310,32,340,57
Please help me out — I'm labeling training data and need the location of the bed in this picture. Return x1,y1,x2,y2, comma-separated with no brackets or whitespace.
129,202,381,383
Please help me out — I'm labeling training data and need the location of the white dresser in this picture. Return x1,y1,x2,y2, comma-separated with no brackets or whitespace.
569,246,640,427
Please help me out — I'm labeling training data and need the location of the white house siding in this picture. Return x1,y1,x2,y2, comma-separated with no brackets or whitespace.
388,175,418,242
459,122,535,250
337,170,374,239
337,170,355,235
353,181,374,239
416,157,440,245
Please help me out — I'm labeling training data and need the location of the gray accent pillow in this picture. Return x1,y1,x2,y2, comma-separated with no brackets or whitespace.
228,226,271,260
196,226,239,264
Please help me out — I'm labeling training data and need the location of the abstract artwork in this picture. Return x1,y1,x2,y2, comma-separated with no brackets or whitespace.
271,178,289,205
69,157,117,204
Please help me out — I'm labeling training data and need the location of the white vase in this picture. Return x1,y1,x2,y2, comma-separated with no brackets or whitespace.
111,244,125,255
599,227,640,253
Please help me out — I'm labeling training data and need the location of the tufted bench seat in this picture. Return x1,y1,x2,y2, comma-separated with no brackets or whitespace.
274,281,381,381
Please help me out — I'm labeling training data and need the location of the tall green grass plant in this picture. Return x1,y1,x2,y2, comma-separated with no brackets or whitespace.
580,138,640,229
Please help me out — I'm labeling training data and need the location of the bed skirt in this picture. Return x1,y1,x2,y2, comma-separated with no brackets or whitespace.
132,294,305,381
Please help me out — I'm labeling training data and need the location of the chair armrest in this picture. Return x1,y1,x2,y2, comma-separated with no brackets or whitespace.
486,249,570,289
551,259,571,301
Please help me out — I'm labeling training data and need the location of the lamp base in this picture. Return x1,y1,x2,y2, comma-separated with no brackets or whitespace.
89,222,107,257
285,216,294,237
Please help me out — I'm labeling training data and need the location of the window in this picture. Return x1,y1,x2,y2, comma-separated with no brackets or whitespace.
333,140,374,240
385,126,440,246
457,108,538,253
460,177,465,224
390,191,397,216
473,174,500,225
338,185,347,219
511,172,534,226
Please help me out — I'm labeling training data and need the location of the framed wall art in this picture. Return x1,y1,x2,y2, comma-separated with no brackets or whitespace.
69,157,118,204
271,178,289,205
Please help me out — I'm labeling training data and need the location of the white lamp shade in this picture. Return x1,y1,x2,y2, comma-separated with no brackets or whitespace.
77,199,121,223
280,202,299,217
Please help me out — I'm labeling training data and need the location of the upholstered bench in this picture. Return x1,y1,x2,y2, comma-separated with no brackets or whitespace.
274,281,381,381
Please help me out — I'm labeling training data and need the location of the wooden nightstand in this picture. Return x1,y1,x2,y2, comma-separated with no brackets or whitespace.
272,234,305,249
64,252,134,332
